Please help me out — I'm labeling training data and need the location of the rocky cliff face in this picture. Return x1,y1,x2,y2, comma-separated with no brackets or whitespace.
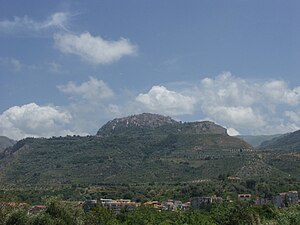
97,113,227,136
97,113,179,136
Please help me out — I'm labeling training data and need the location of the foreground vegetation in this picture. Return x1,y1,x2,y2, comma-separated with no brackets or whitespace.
1,174,300,205
2,199,300,225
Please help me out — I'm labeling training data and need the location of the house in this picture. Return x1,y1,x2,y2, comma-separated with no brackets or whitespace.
255,197,271,206
191,196,223,209
181,202,190,210
273,191,299,208
143,201,161,209
100,199,140,214
227,176,241,183
238,194,252,201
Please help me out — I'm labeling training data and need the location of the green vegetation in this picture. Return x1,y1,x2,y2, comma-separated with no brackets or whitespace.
0,114,299,200
260,130,300,151
238,134,282,148
0,132,251,186
2,199,300,225
1,114,300,224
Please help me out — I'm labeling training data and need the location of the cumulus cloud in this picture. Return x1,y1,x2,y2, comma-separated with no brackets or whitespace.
136,86,196,116
0,103,73,140
57,77,119,133
57,77,114,101
0,12,69,34
205,106,265,128
190,72,300,134
285,111,300,124
54,32,137,64
199,72,256,107
263,80,300,106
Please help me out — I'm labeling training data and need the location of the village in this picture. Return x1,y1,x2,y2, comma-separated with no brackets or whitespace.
1,189,299,215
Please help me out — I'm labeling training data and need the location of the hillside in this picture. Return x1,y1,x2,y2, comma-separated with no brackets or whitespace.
2,113,300,187
260,130,300,150
0,113,259,186
238,134,282,147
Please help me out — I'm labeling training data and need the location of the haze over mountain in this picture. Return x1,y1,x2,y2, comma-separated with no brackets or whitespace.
0,136,16,153
238,134,282,148
260,130,300,151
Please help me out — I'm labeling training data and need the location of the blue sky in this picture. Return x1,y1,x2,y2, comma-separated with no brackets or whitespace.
0,0,300,139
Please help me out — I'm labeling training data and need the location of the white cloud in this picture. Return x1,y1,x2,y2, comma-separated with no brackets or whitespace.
0,12,69,34
136,86,196,116
181,72,300,134
199,72,256,107
204,106,265,128
257,123,300,135
285,111,300,124
54,32,137,64
227,128,240,136
47,62,61,73
263,80,300,106
0,57,38,72
57,77,114,101
57,78,119,134
1,58,21,71
0,103,73,140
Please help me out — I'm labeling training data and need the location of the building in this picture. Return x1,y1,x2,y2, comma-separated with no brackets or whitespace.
100,198,140,214
238,194,252,201
273,191,299,208
143,200,190,211
255,197,271,206
227,176,241,183
191,196,223,209
143,201,161,209
83,200,97,213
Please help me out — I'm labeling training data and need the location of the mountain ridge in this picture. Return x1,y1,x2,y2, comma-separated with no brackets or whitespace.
97,113,227,136
0,113,255,186
260,130,300,150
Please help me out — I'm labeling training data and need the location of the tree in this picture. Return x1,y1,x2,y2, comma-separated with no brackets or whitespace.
84,205,118,225
5,209,29,225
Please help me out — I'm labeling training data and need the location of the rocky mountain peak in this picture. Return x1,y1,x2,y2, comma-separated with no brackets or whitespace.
97,113,179,136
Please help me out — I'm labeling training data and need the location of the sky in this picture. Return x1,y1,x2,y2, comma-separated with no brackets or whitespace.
0,0,300,140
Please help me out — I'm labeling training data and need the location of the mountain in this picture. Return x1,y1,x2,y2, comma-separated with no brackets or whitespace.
238,134,282,148
97,113,227,136
260,130,300,150
0,136,16,153
97,113,179,136
0,113,272,187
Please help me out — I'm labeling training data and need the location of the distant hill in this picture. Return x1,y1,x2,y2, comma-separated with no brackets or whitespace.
260,130,300,150
238,134,282,147
0,136,16,153
0,113,256,186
